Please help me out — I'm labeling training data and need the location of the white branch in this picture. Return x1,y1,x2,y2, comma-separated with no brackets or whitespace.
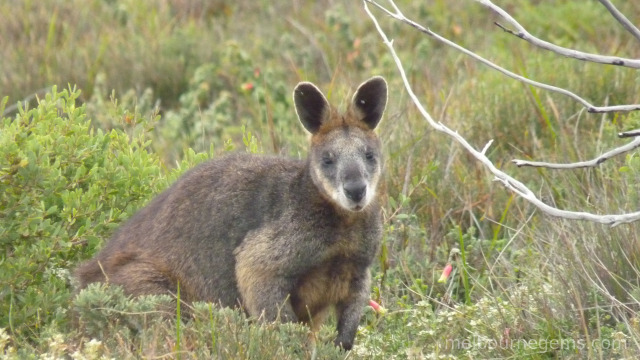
513,137,640,169
481,139,494,156
619,128,640,138
365,1,640,114
363,0,640,226
474,0,640,69
598,0,640,42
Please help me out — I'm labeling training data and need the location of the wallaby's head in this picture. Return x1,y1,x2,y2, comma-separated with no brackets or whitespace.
293,76,387,212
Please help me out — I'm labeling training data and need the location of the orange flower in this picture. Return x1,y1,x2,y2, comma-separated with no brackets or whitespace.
369,299,387,314
240,82,254,92
438,263,453,283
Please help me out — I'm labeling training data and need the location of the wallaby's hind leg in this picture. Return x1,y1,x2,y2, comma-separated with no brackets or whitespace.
76,254,188,320
234,229,299,322
108,260,176,298
235,268,298,322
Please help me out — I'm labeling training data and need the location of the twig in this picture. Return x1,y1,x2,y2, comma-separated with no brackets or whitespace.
513,137,640,169
363,0,640,226
619,129,640,138
2,87,51,117
474,0,640,69
597,0,640,42
365,0,640,114
481,140,493,156
401,151,413,198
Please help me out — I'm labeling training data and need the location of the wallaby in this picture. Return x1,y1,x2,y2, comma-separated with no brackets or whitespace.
75,76,388,350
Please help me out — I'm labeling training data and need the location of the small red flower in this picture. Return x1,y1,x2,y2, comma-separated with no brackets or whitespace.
438,263,453,283
368,299,387,314
240,82,254,92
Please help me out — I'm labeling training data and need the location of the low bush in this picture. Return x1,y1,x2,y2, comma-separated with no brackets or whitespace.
0,87,169,342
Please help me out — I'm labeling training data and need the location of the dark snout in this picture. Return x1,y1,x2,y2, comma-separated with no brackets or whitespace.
344,181,367,203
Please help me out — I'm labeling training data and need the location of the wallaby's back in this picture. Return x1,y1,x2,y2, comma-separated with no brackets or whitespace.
76,76,388,350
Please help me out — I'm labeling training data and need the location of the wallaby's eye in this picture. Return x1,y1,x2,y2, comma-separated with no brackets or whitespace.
322,153,335,165
365,151,375,161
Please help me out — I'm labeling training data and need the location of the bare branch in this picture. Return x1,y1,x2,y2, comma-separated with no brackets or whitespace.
598,0,640,42
513,137,640,169
364,0,640,226
474,0,640,69
481,140,494,156
365,0,640,114
619,129,640,138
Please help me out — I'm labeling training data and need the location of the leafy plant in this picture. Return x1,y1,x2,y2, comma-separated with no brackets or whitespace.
0,86,165,340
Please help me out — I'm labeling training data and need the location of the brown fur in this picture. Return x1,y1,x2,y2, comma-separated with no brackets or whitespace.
75,76,388,350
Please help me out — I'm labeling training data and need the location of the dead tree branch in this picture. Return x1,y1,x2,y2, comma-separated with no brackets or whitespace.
513,137,640,169
620,129,640,138
363,0,640,226
598,0,640,42
365,0,640,113
474,0,640,69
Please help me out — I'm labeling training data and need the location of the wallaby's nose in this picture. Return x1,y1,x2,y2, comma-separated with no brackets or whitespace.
344,182,367,203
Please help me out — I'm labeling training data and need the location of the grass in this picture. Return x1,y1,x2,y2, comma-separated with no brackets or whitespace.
2,0,640,358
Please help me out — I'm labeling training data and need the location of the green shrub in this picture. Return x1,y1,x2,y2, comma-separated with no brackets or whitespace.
71,283,345,359
73,283,174,341
0,86,166,340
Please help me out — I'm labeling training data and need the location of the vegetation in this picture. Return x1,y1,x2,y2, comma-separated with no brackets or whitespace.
1,0,640,358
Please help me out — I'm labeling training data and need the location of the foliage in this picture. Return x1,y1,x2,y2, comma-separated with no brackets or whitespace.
0,87,168,341
69,283,346,359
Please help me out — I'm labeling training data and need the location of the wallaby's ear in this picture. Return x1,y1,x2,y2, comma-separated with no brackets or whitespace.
352,76,387,130
294,82,330,134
